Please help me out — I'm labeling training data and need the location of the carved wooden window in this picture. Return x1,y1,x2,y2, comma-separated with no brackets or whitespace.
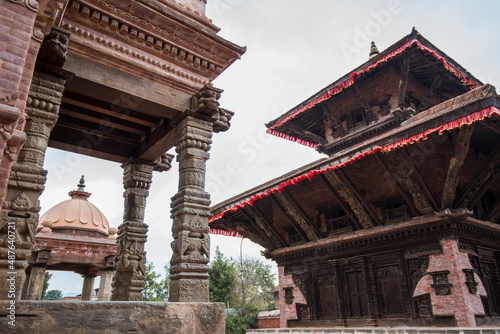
378,267,405,317
287,229,302,244
351,109,365,130
317,275,338,320
323,207,352,233
284,287,294,305
381,197,410,224
346,270,368,318
480,262,500,316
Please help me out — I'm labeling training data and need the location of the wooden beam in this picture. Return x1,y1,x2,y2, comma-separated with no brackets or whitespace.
322,170,375,229
416,73,444,113
398,54,411,108
319,173,363,230
320,103,346,138
270,192,319,242
383,150,435,214
401,147,439,210
480,120,500,134
282,188,322,239
288,121,328,145
245,204,288,247
485,196,500,223
441,125,474,209
239,207,279,249
352,83,378,123
137,121,175,161
455,143,500,209
374,152,419,217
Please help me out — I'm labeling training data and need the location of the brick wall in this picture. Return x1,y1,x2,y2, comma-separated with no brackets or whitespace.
0,0,41,207
278,266,306,328
256,316,280,329
413,238,487,326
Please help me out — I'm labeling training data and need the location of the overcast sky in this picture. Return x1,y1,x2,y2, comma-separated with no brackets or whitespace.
40,1,500,295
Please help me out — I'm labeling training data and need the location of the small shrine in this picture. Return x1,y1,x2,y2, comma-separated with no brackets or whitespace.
24,176,117,301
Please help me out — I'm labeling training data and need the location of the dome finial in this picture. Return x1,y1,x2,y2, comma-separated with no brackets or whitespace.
369,41,379,59
77,175,85,191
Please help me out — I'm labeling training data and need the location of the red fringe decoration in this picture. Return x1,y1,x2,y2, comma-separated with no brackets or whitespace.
209,228,244,238
209,106,500,226
267,39,478,147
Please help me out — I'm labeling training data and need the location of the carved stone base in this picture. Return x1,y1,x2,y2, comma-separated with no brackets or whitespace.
169,278,209,303
0,301,225,333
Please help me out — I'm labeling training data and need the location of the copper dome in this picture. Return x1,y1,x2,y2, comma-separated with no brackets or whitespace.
38,176,116,237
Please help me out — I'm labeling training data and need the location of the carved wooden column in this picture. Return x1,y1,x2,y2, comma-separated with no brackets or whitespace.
111,159,154,301
169,115,213,302
0,28,71,299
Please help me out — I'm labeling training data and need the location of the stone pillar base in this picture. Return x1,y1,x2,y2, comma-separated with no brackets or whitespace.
0,301,225,333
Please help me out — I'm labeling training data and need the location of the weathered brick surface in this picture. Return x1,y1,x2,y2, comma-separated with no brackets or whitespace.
257,316,281,329
279,266,306,328
246,329,500,334
414,238,487,327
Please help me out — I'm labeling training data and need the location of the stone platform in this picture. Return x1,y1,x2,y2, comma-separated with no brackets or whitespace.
246,329,500,334
0,301,225,333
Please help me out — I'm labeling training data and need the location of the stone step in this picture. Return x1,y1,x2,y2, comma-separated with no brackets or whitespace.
246,329,500,334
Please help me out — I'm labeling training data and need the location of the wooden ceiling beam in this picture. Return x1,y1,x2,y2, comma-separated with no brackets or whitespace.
352,83,378,123
441,125,474,209
398,53,411,108
455,143,500,209
137,120,176,161
319,173,362,230
245,204,288,247
270,192,316,242
416,73,445,113
240,206,282,249
383,150,435,215
322,170,375,229
374,152,420,217
485,196,500,223
62,95,160,127
287,121,328,145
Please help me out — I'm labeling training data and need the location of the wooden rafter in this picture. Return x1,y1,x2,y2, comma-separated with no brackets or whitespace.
441,125,474,209
398,53,411,108
485,196,500,223
288,121,328,145
239,207,279,249
383,150,434,214
352,83,378,123
320,103,346,138
322,170,375,229
319,173,362,230
243,205,288,247
416,73,444,113
374,152,419,217
270,192,320,242
480,120,500,135
402,147,439,211
455,143,500,209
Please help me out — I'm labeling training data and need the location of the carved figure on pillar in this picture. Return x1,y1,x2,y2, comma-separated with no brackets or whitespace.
0,28,71,299
111,160,154,301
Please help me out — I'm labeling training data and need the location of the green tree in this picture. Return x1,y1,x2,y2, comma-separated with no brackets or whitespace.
225,303,259,334
143,261,169,301
43,289,62,300
209,247,237,304
41,271,52,299
229,257,275,310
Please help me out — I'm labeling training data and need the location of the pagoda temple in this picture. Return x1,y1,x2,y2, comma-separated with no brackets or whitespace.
210,29,500,328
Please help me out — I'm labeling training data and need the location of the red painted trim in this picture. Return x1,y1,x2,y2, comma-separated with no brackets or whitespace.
267,39,478,147
209,228,244,238
210,107,500,227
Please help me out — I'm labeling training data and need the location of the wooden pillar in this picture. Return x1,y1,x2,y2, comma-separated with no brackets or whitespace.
111,159,154,301
25,266,46,300
0,28,71,300
169,115,213,302
98,270,114,301
81,275,95,301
